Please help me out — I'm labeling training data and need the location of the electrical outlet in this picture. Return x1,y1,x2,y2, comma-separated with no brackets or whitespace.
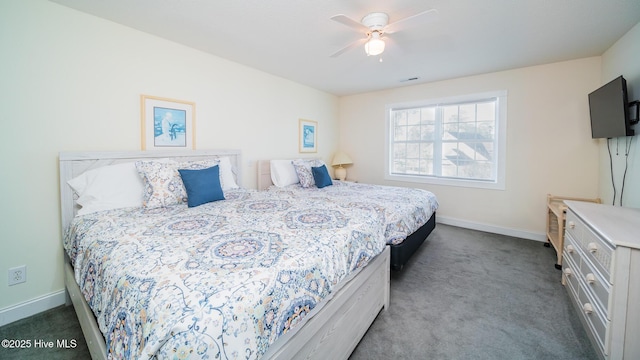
8,265,26,286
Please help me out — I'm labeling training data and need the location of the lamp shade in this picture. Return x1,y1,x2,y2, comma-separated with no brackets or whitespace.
364,32,385,56
332,152,353,167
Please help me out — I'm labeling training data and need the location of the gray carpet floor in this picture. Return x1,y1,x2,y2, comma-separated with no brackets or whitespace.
0,224,597,359
350,224,597,360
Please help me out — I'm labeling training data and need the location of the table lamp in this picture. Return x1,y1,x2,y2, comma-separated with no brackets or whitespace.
331,152,353,181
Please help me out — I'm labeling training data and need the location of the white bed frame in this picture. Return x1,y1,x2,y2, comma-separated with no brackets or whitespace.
59,150,389,360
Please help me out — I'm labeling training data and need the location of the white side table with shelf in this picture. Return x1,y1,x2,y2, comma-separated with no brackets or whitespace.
545,194,600,269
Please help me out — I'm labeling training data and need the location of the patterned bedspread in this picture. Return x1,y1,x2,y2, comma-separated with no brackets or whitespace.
266,181,439,245
63,189,388,359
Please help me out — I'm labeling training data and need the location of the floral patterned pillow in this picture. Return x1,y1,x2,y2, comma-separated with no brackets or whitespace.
135,159,218,208
292,159,325,188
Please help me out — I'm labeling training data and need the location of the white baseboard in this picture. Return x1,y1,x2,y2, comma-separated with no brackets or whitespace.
436,215,547,242
0,290,67,327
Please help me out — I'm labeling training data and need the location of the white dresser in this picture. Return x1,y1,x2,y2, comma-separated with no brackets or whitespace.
561,201,640,359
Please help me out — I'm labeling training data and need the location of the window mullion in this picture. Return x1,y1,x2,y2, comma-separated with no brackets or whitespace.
433,106,443,177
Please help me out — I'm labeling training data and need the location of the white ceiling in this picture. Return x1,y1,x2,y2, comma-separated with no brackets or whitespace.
50,0,640,96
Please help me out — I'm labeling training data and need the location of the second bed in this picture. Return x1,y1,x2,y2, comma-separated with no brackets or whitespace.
258,159,439,270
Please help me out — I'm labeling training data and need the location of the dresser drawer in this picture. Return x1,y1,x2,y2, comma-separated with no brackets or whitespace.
564,250,608,357
578,256,611,318
577,281,609,356
566,210,614,282
563,232,582,270
562,251,581,300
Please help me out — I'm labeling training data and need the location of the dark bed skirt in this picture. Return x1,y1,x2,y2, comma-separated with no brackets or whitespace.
389,212,436,271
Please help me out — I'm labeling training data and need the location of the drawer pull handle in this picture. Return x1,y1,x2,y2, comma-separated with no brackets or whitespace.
586,273,596,285
583,303,593,314
566,245,575,254
587,242,598,253
563,268,573,277
568,221,575,229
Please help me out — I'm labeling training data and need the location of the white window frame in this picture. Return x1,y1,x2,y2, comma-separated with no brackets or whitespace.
385,90,507,190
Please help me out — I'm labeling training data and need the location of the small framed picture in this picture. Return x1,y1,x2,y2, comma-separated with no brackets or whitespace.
299,119,317,153
141,95,195,150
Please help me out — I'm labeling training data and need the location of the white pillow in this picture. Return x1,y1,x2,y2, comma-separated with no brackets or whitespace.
270,160,299,187
218,156,239,190
67,162,144,215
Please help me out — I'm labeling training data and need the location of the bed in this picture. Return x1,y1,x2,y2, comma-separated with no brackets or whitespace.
59,150,391,360
257,159,439,271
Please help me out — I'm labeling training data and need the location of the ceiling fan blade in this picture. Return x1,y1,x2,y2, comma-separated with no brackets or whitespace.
330,14,370,33
384,9,439,34
330,38,367,58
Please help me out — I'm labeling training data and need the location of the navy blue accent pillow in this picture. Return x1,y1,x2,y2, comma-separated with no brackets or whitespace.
311,165,333,188
178,165,225,207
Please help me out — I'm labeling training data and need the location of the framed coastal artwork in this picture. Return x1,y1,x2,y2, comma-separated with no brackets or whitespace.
141,95,195,150
299,119,317,153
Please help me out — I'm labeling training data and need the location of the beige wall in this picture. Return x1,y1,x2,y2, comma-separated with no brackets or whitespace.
599,22,640,208
338,57,602,239
0,0,338,315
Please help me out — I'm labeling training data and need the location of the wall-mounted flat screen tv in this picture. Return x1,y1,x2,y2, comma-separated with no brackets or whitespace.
588,76,634,139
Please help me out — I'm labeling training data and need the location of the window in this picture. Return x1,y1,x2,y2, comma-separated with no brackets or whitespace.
385,91,507,189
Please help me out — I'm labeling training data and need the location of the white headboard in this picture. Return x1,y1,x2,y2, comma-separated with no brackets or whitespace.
59,149,242,230
257,158,329,191
257,160,274,191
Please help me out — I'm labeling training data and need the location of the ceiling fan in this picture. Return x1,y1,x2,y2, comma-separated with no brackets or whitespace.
330,9,439,58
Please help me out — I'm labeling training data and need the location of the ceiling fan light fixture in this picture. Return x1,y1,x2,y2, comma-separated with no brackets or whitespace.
364,32,385,56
